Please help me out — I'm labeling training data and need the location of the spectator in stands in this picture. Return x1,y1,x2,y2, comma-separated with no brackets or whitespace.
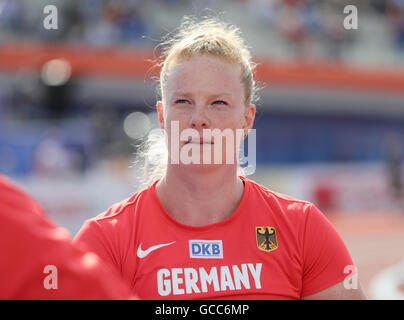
387,0,404,51
385,132,404,209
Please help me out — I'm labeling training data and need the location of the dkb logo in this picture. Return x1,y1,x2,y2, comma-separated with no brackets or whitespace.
189,240,223,259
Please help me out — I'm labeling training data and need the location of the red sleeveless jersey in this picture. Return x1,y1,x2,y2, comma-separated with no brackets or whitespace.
74,176,354,299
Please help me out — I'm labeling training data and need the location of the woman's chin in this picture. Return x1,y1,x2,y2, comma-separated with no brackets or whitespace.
173,162,239,174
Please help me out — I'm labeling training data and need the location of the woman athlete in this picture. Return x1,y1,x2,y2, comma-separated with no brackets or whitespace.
74,16,366,300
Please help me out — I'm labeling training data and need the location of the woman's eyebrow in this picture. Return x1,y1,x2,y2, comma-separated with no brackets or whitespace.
172,91,233,98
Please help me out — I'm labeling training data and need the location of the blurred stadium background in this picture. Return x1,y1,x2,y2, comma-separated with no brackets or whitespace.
1,0,404,299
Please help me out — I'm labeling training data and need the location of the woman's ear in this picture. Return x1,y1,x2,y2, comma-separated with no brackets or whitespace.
243,104,256,137
156,100,164,129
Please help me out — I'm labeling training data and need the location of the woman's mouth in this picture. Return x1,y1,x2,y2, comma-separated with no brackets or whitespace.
185,137,214,144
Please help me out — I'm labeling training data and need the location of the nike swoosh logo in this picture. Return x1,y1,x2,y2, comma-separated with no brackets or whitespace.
137,241,176,258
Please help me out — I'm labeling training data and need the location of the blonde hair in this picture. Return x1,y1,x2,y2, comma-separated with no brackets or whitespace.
157,15,259,106
135,14,260,188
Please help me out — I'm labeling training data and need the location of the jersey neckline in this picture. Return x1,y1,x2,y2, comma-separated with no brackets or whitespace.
149,176,251,232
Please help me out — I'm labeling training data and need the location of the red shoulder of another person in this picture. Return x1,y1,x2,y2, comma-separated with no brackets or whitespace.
0,174,47,219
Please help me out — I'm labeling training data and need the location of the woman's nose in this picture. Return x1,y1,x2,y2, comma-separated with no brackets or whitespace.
189,109,210,130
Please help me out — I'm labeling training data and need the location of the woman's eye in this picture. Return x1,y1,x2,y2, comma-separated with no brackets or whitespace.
212,100,228,105
174,99,227,105
175,99,190,104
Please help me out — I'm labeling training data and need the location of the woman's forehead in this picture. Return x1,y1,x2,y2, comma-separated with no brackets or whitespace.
164,55,243,95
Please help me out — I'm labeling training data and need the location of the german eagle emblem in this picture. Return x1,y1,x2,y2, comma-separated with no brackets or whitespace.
256,226,278,252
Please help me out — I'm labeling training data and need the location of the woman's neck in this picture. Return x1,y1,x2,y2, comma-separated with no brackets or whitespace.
155,166,245,226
